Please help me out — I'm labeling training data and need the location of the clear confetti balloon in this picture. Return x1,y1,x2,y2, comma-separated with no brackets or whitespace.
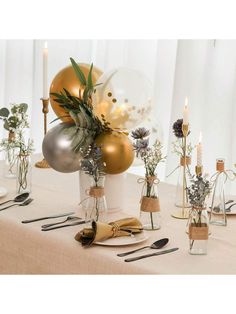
93,67,152,130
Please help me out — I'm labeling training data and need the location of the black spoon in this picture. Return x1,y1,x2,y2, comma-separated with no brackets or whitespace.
0,192,29,207
0,198,33,211
117,238,169,257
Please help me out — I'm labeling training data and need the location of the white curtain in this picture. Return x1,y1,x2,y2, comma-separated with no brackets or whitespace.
0,39,236,193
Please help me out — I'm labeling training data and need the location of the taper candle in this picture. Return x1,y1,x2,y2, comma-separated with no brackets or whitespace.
197,132,202,167
183,97,189,125
43,41,48,100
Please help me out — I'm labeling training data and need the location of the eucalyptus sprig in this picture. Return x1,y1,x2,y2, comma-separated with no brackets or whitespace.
0,103,29,132
80,144,106,186
50,58,111,137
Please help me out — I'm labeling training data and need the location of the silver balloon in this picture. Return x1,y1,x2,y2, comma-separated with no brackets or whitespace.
42,122,94,173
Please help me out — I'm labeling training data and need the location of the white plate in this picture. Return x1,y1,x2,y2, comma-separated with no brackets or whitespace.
0,187,8,198
95,232,149,247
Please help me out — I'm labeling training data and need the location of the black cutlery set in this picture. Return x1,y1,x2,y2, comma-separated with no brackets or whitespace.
0,192,182,262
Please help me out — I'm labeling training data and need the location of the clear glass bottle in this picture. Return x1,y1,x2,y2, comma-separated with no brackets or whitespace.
4,146,18,178
189,207,209,255
83,175,107,223
209,159,227,226
140,176,161,230
175,156,191,208
16,153,32,194
3,131,18,179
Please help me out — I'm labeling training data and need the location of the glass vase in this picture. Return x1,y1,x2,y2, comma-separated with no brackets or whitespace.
175,156,191,208
83,175,107,223
188,207,209,255
209,159,227,226
16,154,32,194
4,145,18,179
140,176,161,230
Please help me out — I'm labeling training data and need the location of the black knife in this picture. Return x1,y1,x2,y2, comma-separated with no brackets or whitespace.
124,247,179,262
21,211,75,223
41,220,87,231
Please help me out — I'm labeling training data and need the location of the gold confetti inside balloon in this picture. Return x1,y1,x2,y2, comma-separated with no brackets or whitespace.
50,63,102,123
93,68,152,130
95,130,134,174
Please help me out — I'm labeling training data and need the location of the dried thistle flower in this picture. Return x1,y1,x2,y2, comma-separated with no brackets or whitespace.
133,139,150,157
131,127,150,140
132,127,166,177
173,119,190,138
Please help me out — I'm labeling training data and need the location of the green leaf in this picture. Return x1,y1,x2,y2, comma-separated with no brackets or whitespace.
3,119,9,130
50,115,71,124
0,108,10,118
70,58,87,86
87,63,93,91
19,103,28,113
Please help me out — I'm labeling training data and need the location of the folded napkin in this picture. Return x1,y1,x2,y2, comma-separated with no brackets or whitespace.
74,217,143,247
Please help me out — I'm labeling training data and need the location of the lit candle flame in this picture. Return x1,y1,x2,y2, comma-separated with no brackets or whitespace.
44,41,48,49
185,97,188,108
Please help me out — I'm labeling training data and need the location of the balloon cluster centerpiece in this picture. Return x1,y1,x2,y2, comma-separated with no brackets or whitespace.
42,58,135,175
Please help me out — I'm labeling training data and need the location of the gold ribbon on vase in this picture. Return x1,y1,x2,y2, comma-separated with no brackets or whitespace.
74,217,143,247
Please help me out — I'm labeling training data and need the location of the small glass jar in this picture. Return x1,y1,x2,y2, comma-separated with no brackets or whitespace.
16,153,32,194
83,175,107,223
188,207,209,255
140,176,161,230
175,156,191,208
209,159,227,226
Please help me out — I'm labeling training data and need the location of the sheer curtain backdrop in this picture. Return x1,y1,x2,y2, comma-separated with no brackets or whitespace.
0,39,236,193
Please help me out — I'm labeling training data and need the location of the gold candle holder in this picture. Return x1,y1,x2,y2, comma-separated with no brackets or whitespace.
195,165,203,176
171,123,190,219
35,98,50,168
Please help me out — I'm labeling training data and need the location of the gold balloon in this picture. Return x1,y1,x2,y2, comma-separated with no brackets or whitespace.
50,63,103,123
95,131,134,174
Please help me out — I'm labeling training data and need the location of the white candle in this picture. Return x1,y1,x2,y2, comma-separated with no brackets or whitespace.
183,97,189,125
43,41,48,99
197,132,202,167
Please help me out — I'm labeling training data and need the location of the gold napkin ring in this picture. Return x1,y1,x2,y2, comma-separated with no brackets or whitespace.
110,222,120,237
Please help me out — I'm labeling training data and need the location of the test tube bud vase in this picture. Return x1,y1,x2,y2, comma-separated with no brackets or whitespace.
209,159,227,226
189,207,209,255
